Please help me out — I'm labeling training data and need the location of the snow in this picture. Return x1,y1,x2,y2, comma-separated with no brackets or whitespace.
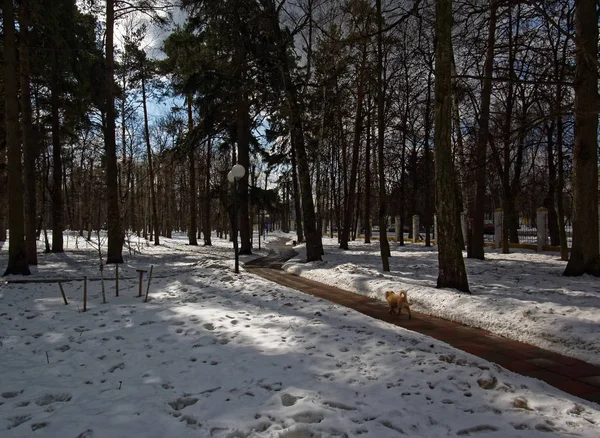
0,232,599,437
283,235,600,367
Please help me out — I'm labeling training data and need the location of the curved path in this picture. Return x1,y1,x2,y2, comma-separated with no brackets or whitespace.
245,239,600,405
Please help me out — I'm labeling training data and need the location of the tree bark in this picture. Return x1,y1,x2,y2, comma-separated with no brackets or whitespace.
0,125,6,243
423,70,433,247
20,3,38,264
340,40,367,250
290,139,304,243
203,138,213,245
105,0,123,264
434,0,469,292
141,73,159,245
563,0,600,276
376,0,390,271
364,91,372,244
501,5,515,254
51,76,64,253
468,2,496,260
236,65,252,255
3,0,30,275
187,96,198,245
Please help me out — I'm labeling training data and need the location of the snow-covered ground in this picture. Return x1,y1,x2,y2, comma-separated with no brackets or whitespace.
1,232,599,437
284,235,600,367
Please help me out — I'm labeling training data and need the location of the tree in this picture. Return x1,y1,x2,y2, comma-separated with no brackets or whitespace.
261,0,323,261
19,0,38,264
104,0,171,263
467,1,497,260
340,1,370,251
434,0,469,292
3,0,31,275
105,0,123,263
375,0,390,271
563,0,600,277
124,34,162,246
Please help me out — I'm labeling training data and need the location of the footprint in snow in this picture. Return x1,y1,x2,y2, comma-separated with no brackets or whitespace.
7,415,32,429
35,393,72,406
203,323,215,331
280,393,301,407
292,411,325,424
168,397,199,411
108,363,125,373
31,422,48,431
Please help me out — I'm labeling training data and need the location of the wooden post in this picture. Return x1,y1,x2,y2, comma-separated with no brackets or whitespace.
136,269,146,297
144,265,154,303
58,282,68,305
83,276,87,312
115,264,119,297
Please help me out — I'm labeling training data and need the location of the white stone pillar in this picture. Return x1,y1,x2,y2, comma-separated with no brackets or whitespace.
395,216,401,242
536,207,548,252
494,208,503,249
412,215,420,243
461,212,467,248
433,214,438,245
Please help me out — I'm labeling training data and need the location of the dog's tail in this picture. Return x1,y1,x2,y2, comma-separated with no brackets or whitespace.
399,290,409,303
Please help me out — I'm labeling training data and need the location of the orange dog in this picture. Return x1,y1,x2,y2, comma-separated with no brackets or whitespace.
384,290,412,319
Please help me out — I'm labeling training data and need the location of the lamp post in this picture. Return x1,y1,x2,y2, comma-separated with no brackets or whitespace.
228,163,245,273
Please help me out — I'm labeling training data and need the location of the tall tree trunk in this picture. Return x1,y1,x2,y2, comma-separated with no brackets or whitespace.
376,0,390,271
3,0,30,275
468,1,496,260
423,70,433,247
51,77,64,253
141,73,159,245
400,70,410,246
340,41,367,250
556,114,568,261
203,138,213,245
264,0,322,260
0,124,6,242
187,96,198,245
290,137,304,242
546,122,560,245
364,91,372,244
130,157,137,237
105,0,123,264
509,89,527,244
236,66,252,255
434,0,469,292
563,0,600,276
121,73,129,232
554,21,570,261
20,3,37,264
315,88,326,242
501,6,515,254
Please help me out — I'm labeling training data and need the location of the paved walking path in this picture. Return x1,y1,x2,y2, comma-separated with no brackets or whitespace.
245,240,600,405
